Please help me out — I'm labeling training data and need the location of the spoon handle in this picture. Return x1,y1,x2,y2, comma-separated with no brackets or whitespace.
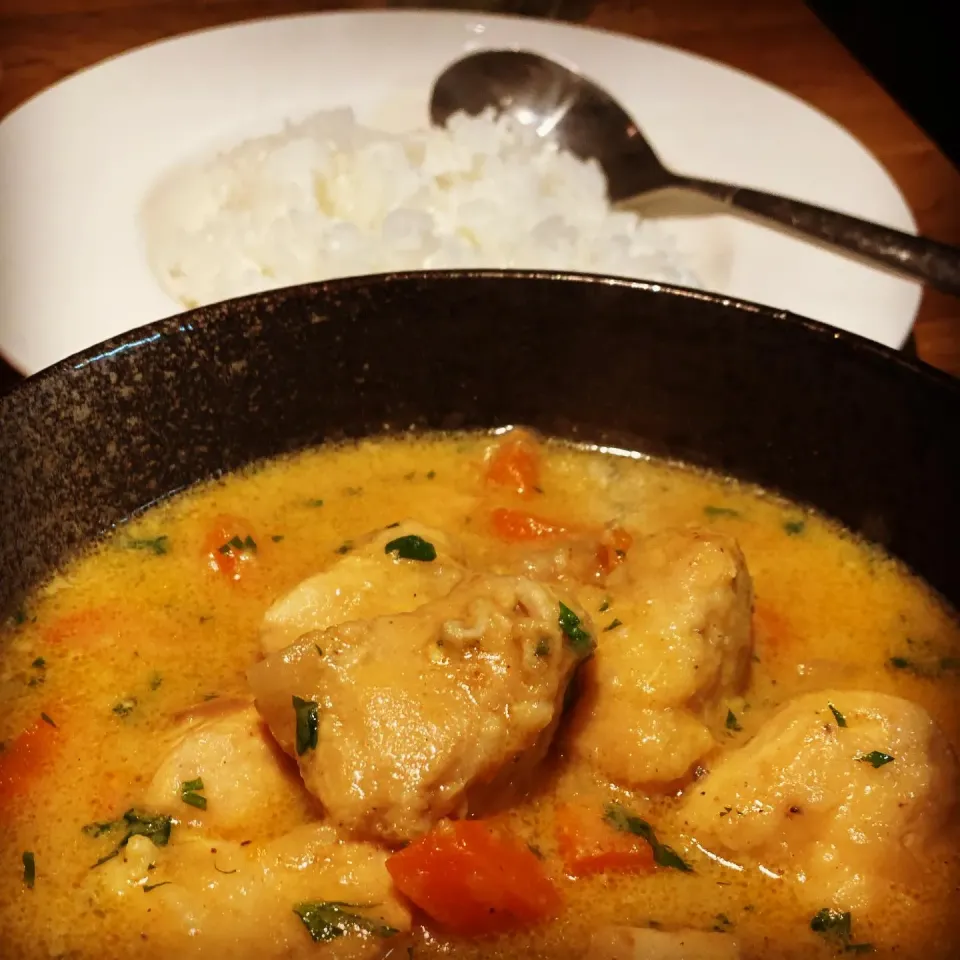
676,176,960,296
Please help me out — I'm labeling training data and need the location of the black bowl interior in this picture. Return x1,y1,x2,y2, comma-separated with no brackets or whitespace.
1,271,958,616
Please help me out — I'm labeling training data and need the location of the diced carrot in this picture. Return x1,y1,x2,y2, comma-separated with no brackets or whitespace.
554,803,655,877
0,717,59,819
203,514,260,582
386,819,561,935
490,508,569,543
485,432,542,497
596,527,633,575
42,607,117,647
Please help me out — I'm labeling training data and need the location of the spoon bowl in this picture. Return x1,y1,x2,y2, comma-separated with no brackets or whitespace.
430,49,960,295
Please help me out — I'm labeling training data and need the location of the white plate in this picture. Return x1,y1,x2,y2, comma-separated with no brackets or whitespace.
0,10,921,374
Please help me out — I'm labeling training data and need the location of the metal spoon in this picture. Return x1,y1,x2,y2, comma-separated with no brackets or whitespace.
430,50,960,296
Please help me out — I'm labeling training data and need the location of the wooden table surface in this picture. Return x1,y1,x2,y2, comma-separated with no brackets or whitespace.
2,0,959,376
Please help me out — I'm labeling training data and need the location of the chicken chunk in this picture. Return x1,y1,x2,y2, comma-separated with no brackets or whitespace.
92,823,410,959
261,521,465,653
680,690,958,910
585,926,741,960
143,701,313,839
569,528,753,786
249,574,593,841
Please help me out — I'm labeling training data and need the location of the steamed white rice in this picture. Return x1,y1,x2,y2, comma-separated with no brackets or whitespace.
143,108,698,308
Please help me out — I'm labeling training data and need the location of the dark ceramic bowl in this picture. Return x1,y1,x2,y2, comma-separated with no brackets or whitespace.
1,271,958,618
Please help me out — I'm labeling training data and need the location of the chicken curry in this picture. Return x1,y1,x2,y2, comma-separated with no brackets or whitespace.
0,430,957,959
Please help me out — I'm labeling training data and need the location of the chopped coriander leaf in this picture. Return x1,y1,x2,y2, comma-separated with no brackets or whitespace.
121,810,173,847
12,608,27,626
783,520,806,536
126,535,169,556
294,901,397,943
293,696,319,755
90,810,174,868
335,541,354,555
315,644,324,657
809,908,872,953
112,698,137,717
811,908,851,941
527,842,544,859
725,709,742,732
271,534,285,543
604,803,693,872
219,534,256,556
704,505,740,518
181,778,203,793
31,657,46,669
858,751,894,768
603,618,623,632
558,602,593,656
534,638,551,658
82,821,117,838
182,791,207,811
828,703,847,728
40,712,57,728
149,673,163,691
22,852,35,888
598,598,610,613
426,470,436,480
306,499,325,507
143,881,172,893
384,534,437,563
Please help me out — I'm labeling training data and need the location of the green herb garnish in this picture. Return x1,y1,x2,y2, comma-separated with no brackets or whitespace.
294,901,397,943
704,505,740,518
783,520,806,535
40,712,56,728
534,638,551,658
306,499,325,507
81,821,116,839
143,881,172,893
384,534,437,562
828,703,847,728
335,541,354,555
22,852,35,888
127,535,169,556
604,803,692,872
858,751,894,768
149,673,163,691
725,709,742,732
218,534,256,556
112,698,137,717
181,777,207,811
271,534,285,543
559,602,593,656
89,809,174,868
603,618,623,632
598,598,610,613
31,657,46,669
810,908,872,953
293,696,319,755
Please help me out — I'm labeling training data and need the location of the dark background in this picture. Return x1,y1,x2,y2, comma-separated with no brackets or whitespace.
806,0,959,170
